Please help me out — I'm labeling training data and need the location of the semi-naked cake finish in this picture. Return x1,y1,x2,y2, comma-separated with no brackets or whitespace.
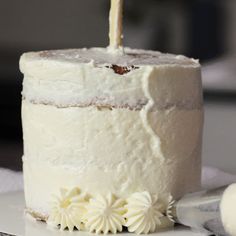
20,47,203,234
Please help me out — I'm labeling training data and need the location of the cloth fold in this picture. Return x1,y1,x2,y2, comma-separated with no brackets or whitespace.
202,166,236,189
0,166,236,193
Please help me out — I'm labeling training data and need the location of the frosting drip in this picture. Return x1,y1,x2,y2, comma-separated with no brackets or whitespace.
140,67,164,161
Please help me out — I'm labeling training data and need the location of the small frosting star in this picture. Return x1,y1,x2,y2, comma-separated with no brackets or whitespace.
124,191,164,234
85,193,126,234
47,187,88,232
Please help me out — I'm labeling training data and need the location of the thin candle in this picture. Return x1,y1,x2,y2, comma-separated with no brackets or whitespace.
109,0,124,49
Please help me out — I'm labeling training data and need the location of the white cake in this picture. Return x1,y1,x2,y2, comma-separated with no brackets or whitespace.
20,47,203,234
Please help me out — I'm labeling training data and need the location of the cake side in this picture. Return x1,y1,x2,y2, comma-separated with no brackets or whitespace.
22,100,202,197
22,100,202,233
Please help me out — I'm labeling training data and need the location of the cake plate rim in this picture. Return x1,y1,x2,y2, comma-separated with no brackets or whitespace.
0,191,206,236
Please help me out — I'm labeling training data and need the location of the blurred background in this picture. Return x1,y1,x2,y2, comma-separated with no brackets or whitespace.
0,0,235,173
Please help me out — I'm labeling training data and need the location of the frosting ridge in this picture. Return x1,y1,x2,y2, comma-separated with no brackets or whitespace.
47,187,87,231
124,191,165,234
85,193,126,234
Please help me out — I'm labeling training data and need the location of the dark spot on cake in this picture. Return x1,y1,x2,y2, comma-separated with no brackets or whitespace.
39,50,53,58
97,106,113,111
106,65,139,75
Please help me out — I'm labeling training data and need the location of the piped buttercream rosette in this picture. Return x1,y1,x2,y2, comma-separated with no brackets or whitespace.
47,187,88,231
124,191,165,234
166,195,176,223
84,193,126,234
46,187,174,234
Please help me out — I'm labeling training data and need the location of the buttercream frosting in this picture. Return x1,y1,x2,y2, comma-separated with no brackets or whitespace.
47,187,87,231
124,192,164,234
20,48,202,109
20,47,198,67
22,100,202,201
20,47,203,234
85,193,126,234
166,195,175,223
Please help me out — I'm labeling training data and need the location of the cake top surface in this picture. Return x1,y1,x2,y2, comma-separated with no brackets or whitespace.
22,47,199,67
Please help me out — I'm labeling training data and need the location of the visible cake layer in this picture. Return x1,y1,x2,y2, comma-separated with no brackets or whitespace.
22,100,203,214
20,48,202,109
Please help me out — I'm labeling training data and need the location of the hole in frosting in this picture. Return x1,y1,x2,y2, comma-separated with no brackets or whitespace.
106,65,139,75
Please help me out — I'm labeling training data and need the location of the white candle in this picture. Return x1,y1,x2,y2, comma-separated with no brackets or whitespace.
109,0,124,50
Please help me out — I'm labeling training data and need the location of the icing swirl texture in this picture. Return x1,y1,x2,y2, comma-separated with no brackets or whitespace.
124,191,164,234
46,188,173,234
85,193,126,234
47,188,87,231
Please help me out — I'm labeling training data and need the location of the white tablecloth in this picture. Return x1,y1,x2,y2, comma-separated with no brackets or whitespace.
0,166,236,193
0,168,23,193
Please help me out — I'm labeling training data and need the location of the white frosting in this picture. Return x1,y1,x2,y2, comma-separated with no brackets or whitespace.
124,191,164,234
46,187,173,234
140,67,164,161
166,195,175,222
47,187,87,231
21,47,203,233
20,48,202,109
85,194,126,234
221,184,236,235
22,100,202,212
20,47,199,67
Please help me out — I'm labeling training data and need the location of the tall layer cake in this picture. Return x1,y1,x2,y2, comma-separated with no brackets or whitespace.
20,47,203,234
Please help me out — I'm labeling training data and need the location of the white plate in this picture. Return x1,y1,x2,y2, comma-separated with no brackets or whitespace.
0,192,206,236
